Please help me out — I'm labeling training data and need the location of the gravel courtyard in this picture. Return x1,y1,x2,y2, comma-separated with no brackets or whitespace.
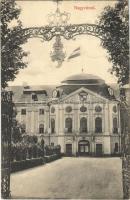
11,157,123,199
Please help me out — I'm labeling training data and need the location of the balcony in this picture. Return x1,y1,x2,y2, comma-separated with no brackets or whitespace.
64,128,73,134
80,128,88,134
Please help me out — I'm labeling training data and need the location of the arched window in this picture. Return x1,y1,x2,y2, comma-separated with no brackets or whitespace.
39,109,44,115
51,107,55,113
113,118,118,133
80,117,87,133
65,118,72,133
95,117,102,133
39,124,44,134
51,118,55,133
113,106,117,113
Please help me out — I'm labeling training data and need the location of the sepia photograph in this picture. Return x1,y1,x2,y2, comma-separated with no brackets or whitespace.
1,0,130,199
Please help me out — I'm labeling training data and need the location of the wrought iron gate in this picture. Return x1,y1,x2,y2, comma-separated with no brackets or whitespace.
1,91,15,198
120,87,130,199
1,2,129,197
1,21,103,198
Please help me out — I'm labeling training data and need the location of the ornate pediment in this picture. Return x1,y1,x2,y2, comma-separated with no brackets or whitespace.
60,87,108,104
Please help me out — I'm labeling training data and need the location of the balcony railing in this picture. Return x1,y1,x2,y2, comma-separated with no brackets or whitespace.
80,128,88,133
64,128,73,133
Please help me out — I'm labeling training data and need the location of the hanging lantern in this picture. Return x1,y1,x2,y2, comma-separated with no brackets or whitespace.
48,1,70,67
50,35,66,67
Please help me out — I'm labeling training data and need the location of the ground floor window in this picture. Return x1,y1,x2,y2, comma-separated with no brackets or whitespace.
39,124,44,134
51,142,54,146
114,143,119,153
21,123,26,133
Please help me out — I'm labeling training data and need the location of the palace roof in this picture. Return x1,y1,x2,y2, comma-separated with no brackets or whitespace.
8,73,119,103
62,73,105,85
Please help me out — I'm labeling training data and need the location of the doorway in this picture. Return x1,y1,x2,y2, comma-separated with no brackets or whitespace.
66,144,72,156
96,144,103,156
78,140,90,156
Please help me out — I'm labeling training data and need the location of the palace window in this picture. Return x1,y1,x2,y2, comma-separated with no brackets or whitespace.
65,106,72,113
21,109,26,115
95,117,102,133
113,105,117,113
21,123,26,133
80,106,87,112
39,109,44,115
51,107,55,113
113,117,118,133
39,124,44,134
51,118,55,133
65,118,72,133
114,143,118,153
51,142,54,146
80,117,87,133
32,93,38,101
95,105,102,112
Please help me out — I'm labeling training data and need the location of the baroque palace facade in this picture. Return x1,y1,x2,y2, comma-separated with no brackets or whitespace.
11,73,121,156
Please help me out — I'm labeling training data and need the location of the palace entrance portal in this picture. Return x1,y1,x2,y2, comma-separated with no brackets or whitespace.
78,140,90,156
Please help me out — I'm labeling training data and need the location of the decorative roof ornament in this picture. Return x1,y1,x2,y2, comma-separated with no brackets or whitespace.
48,0,70,27
48,1,70,67
48,8,70,27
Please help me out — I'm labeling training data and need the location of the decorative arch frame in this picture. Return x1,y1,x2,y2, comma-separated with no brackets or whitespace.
22,24,103,41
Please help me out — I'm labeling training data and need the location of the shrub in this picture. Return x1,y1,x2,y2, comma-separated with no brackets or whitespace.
11,158,44,172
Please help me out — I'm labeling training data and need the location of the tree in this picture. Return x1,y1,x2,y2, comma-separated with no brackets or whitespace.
11,120,24,143
98,0,129,86
1,0,28,88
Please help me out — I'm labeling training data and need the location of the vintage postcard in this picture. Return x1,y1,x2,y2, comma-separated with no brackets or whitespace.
1,0,129,199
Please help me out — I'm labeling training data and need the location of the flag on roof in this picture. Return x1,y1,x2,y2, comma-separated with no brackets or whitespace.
67,47,80,61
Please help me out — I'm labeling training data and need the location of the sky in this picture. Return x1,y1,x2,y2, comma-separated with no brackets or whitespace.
9,0,118,86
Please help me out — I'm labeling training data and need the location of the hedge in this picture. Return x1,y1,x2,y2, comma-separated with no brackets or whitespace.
11,154,62,172
11,158,45,172
44,154,62,163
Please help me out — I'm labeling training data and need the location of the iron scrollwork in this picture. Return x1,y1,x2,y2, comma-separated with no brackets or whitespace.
1,91,15,198
22,24,103,67
23,23,103,41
